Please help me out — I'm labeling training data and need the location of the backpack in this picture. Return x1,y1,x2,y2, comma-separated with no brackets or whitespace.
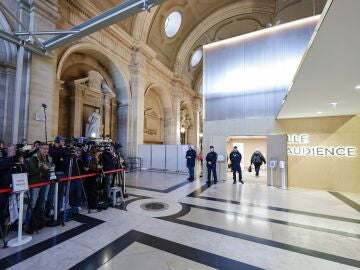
253,154,262,165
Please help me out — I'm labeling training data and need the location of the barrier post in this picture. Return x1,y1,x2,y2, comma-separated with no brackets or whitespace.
8,191,32,247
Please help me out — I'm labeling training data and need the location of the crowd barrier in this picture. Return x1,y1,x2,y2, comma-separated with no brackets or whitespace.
0,168,126,247
0,168,125,194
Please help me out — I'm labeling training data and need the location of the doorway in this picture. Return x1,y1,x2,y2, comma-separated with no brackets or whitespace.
227,136,268,184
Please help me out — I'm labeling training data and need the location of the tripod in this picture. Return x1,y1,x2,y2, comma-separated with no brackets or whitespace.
115,151,127,198
0,197,8,248
62,155,89,225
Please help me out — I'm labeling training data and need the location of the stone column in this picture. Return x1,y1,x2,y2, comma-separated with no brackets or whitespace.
51,79,64,138
187,98,201,151
70,86,83,137
128,48,146,156
12,46,25,144
103,95,111,136
110,98,118,140
170,83,183,145
27,0,60,143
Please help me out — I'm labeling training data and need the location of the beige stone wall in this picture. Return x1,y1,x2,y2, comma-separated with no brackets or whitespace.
278,115,360,192
27,54,58,143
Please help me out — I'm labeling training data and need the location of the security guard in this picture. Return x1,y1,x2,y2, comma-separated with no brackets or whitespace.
206,146,218,184
229,146,243,184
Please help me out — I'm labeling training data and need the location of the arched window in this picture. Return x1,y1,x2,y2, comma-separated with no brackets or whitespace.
190,48,203,68
164,11,182,38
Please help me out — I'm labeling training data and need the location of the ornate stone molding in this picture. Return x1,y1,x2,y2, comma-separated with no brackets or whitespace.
132,6,159,42
29,0,61,25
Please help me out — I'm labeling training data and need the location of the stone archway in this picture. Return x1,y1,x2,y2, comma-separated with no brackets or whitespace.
56,43,131,153
144,83,173,144
144,88,164,144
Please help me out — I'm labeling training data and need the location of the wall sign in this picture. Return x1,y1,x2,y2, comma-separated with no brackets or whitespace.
287,134,357,157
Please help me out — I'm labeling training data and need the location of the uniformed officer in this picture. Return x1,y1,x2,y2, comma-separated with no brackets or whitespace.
206,146,218,184
229,146,244,184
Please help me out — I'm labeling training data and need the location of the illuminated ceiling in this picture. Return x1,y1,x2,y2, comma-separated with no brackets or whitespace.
277,0,360,119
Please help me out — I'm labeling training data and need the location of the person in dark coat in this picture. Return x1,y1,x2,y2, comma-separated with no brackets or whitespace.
68,147,88,211
229,146,243,184
185,145,196,181
251,150,266,177
206,146,218,184
48,136,68,213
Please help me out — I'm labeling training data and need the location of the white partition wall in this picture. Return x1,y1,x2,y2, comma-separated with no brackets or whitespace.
165,145,178,171
177,145,189,172
138,144,152,169
151,145,166,170
139,144,191,172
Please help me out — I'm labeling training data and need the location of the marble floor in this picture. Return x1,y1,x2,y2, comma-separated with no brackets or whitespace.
1,170,360,270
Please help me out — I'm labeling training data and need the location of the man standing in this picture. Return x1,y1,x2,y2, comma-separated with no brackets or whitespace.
25,143,54,232
49,136,68,214
251,150,266,177
229,146,243,184
185,145,196,181
206,146,218,184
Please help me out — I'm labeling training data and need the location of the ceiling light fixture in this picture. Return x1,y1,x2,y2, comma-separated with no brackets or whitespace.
355,85,360,90
317,111,323,114
330,102,337,108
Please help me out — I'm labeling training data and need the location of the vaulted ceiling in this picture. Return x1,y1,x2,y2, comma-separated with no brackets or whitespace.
63,0,327,92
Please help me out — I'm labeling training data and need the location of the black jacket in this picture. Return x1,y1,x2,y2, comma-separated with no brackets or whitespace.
251,151,266,165
49,145,68,173
185,149,196,167
101,151,117,171
206,151,218,167
229,151,242,167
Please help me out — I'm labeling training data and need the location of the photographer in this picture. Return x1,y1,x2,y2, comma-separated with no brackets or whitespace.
101,147,117,204
25,143,54,233
0,146,28,230
84,148,102,211
68,147,88,213
48,136,68,214
24,140,41,159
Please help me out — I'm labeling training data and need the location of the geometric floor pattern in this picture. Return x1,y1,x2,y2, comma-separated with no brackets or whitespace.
1,170,359,269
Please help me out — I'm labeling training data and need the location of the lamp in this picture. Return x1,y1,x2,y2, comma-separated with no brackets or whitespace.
180,127,186,133
199,132,203,138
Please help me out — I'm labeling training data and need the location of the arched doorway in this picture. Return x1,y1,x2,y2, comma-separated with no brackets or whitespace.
56,44,130,151
143,88,164,144
143,84,173,144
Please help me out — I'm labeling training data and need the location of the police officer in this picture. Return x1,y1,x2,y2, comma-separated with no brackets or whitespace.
229,146,243,184
206,146,218,184
185,145,196,181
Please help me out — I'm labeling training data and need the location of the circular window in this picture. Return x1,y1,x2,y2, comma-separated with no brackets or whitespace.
190,48,203,68
164,11,182,38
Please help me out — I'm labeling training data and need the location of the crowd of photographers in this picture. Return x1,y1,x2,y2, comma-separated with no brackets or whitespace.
0,136,125,235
